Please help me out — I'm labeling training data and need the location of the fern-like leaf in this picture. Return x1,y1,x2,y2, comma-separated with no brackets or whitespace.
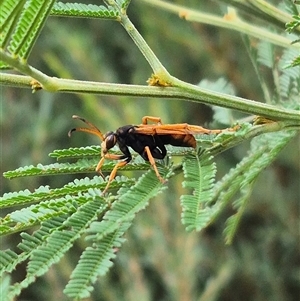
0,249,19,273
223,182,253,244
6,215,76,278
213,130,296,242
0,186,105,235
180,151,217,232
278,48,300,99
3,158,100,179
0,176,130,209
48,145,101,159
5,216,65,298
3,156,153,179
63,221,130,299
120,0,132,11
51,2,119,19
86,165,172,242
6,0,56,59
257,41,275,69
286,14,300,33
7,194,107,299
0,0,26,46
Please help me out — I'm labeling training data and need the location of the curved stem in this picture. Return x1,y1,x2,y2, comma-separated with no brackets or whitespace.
120,14,170,76
0,50,58,91
1,73,299,123
209,121,298,156
248,0,296,25
141,0,300,49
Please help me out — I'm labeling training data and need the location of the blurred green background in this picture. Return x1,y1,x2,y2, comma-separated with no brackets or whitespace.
1,1,299,300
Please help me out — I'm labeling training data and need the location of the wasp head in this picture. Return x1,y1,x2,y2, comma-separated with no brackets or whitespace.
101,131,117,156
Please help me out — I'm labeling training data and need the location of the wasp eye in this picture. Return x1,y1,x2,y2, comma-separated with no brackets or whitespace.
102,132,116,153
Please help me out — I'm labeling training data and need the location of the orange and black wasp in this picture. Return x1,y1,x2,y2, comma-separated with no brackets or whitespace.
69,115,237,193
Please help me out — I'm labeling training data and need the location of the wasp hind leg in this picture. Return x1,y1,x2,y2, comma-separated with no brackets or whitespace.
141,116,163,125
144,146,166,183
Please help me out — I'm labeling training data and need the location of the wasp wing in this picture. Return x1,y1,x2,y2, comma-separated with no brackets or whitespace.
134,124,223,135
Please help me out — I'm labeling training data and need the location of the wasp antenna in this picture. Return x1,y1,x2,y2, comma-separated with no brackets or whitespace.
68,128,77,137
71,115,103,134
69,115,105,141
72,115,85,121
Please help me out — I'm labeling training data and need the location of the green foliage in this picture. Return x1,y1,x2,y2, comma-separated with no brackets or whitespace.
285,2,300,67
1,0,299,300
51,2,119,19
286,14,300,33
1,0,56,68
5,196,109,300
221,130,296,243
180,152,217,232
1,162,172,299
63,222,129,299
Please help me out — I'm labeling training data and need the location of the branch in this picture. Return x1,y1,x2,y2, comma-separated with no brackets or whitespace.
1,72,299,123
141,0,300,49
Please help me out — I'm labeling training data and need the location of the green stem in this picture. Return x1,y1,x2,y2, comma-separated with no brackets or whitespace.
141,0,300,49
0,50,58,91
119,12,170,76
248,0,296,25
1,73,299,123
209,122,298,156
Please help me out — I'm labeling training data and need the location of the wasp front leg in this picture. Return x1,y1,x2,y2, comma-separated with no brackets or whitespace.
96,153,130,194
96,153,126,173
102,159,130,194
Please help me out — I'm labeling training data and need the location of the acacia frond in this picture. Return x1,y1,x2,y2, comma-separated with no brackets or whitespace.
257,41,275,68
223,183,254,244
0,249,19,273
120,0,132,10
1,0,55,68
0,176,105,208
1,191,93,236
180,151,217,232
86,165,172,242
62,166,172,299
278,48,300,99
64,221,130,299
213,130,297,242
7,194,107,299
51,2,119,19
49,145,101,159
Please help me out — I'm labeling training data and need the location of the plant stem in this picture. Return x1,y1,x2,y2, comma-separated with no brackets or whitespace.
1,73,299,123
0,50,58,91
209,122,298,156
119,9,171,77
248,0,296,25
141,0,300,49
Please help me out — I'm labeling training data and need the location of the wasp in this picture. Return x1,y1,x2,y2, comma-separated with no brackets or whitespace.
69,115,237,194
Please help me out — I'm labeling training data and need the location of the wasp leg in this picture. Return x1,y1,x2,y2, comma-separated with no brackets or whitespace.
102,160,129,194
144,146,165,183
96,153,128,194
94,156,106,179
96,153,127,177
141,116,163,125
